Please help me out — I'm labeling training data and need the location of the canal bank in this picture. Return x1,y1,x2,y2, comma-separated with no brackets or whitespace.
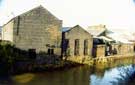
9,54,134,75
2,64,135,85
66,53,135,68
4,53,135,75
0,40,135,75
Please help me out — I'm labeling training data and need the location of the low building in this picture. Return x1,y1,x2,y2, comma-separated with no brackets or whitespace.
62,25,93,58
87,24,114,57
87,24,112,37
1,5,62,56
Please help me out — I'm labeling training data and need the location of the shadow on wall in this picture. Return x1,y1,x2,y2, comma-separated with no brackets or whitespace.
0,40,62,75
0,40,83,75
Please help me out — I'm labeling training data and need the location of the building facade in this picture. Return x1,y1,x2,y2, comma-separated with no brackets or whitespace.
2,6,62,56
62,25,93,57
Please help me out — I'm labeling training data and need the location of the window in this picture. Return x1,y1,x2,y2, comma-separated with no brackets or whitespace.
64,39,70,56
74,39,79,56
84,39,88,55
28,49,36,59
48,49,54,55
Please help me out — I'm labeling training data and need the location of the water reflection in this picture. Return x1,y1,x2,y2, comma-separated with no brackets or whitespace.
0,76,13,85
1,65,135,85
91,65,135,85
13,73,34,84
25,66,92,85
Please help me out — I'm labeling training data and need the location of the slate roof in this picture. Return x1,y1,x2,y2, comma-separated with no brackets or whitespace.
62,25,93,37
62,27,72,32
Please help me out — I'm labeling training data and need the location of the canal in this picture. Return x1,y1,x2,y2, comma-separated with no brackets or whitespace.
1,64,135,85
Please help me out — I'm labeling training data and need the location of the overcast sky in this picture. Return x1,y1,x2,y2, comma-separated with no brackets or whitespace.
0,0,135,31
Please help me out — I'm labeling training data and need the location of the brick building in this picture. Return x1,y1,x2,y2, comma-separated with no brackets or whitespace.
1,5,62,56
62,25,93,57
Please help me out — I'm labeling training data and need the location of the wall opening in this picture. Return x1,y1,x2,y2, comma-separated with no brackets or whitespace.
48,49,54,55
28,49,36,59
74,39,79,56
64,39,70,56
84,39,88,55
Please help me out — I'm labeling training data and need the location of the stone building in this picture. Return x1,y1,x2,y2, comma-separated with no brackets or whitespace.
87,24,108,37
87,24,114,57
62,25,93,57
0,26,1,40
1,5,62,56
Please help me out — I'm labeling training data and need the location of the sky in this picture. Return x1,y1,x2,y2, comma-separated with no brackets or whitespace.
1,0,135,32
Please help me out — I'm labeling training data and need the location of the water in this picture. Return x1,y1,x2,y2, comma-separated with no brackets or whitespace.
1,65,135,85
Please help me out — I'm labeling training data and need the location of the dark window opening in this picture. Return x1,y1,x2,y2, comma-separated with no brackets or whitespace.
64,39,69,56
74,39,79,56
84,39,88,55
28,49,36,59
48,49,54,55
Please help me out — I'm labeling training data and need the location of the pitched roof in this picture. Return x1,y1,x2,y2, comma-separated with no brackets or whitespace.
62,25,92,36
62,25,86,32
62,25,82,32
97,36,114,42
86,24,113,36
108,31,134,43
87,24,106,36
87,28,106,36
62,27,72,32
2,5,60,27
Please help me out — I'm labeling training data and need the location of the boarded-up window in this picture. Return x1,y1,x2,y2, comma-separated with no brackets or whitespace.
74,39,79,56
84,39,88,55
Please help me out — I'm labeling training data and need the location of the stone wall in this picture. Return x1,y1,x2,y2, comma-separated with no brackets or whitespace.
93,45,105,57
92,43,134,58
62,25,93,57
2,20,14,42
14,6,62,55
112,43,134,55
3,6,62,56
